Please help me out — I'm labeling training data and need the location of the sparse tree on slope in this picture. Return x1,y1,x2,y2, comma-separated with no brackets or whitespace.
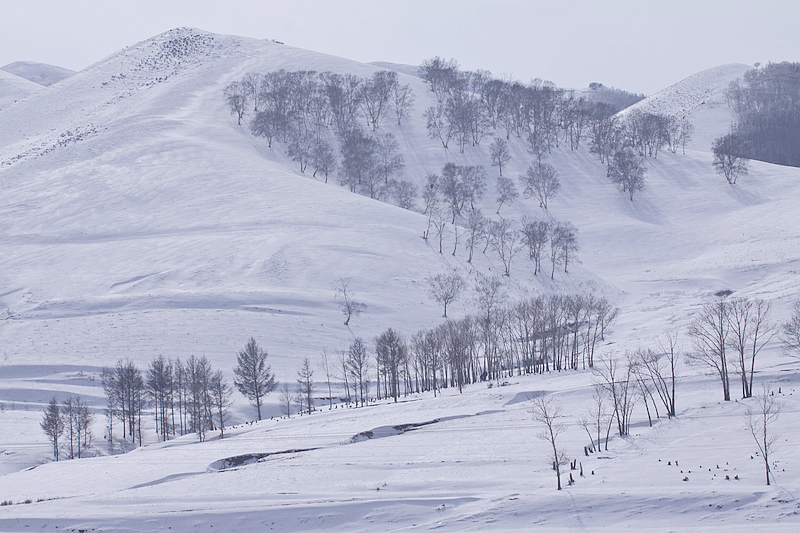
530,395,567,490
520,217,551,276
224,81,248,125
520,163,560,210
608,148,646,201
495,176,518,215
334,276,367,326
311,138,337,183
745,385,781,486
712,133,749,184
490,137,511,177
426,273,465,318
392,81,415,125
233,337,276,420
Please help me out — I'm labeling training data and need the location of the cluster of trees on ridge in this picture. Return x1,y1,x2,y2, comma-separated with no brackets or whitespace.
224,56,698,212
225,68,414,203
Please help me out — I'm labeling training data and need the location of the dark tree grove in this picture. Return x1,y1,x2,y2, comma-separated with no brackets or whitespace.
724,62,800,167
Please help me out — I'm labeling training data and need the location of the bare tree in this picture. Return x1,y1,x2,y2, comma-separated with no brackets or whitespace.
375,328,407,402
464,208,486,263
782,301,800,359
520,162,560,209
392,82,415,125
391,180,417,211
233,337,277,420
278,383,293,418
638,330,681,418
40,397,64,461
363,70,397,131
426,273,465,318
551,222,578,274
347,338,371,407
608,148,646,201
745,385,781,485
489,137,511,176
489,218,522,276
334,277,367,326
296,357,315,415
375,132,405,184
712,133,749,184
687,300,731,401
495,176,518,215
422,173,440,240
311,139,337,183
727,298,774,398
530,395,567,490
210,370,232,438
431,208,449,254
594,356,636,436
224,81,248,125
520,217,551,276
320,349,334,410
425,104,452,150
250,108,277,149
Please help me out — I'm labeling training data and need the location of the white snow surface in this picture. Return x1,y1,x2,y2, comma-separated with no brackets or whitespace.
0,70,41,111
0,61,75,87
1,28,800,530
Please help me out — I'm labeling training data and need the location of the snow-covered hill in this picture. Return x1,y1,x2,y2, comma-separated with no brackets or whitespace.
0,61,75,87
0,69,41,110
1,28,800,530
622,63,753,151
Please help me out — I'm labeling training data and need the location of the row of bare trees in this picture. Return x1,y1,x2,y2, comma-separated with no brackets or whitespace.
334,288,618,406
102,356,233,447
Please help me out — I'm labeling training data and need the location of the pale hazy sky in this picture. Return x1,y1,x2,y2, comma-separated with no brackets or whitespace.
1,0,798,94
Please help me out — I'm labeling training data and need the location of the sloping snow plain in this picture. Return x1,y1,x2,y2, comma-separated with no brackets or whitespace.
1,28,800,531
0,69,41,111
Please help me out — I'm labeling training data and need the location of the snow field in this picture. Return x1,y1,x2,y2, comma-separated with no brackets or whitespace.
1,27,800,530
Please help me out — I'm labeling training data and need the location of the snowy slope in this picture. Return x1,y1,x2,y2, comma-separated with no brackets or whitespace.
0,61,75,87
0,69,41,110
622,63,752,151
1,28,800,530
369,61,421,78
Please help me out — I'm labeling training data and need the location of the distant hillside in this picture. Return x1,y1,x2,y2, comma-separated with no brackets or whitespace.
0,69,41,109
578,82,645,112
1,61,75,86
